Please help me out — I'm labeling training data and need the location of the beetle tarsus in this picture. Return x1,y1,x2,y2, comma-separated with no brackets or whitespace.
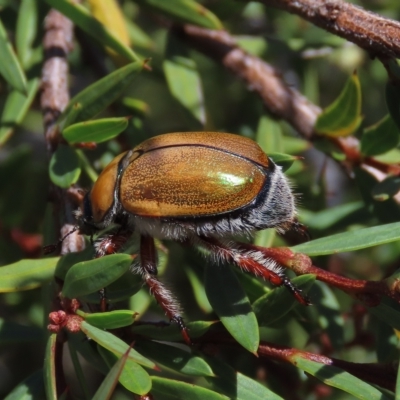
173,316,192,345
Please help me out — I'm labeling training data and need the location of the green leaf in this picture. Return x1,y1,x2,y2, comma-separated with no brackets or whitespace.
67,331,109,375
292,355,391,400
54,249,94,281
185,267,212,314
311,281,345,350
125,19,154,50
163,33,205,125
16,0,38,70
130,320,216,341
0,78,39,145
79,270,142,304
97,346,152,395
0,257,59,292
206,356,283,400
135,340,215,377
151,376,230,400
367,300,400,331
62,254,133,298
315,72,362,137
253,275,315,326
62,117,129,144
80,310,136,329
361,114,400,156
92,347,129,400
204,263,259,353
134,0,223,30
298,201,364,230
4,369,45,400
44,0,140,63
0,17,27,93
44,334,57,400
256,115,283,153
80,321,157,369
60,62,143,128
371,176,400,201
291,222,400,256
268,152,297,171
282,136,311,154
385,80,400,131
49,145,81,188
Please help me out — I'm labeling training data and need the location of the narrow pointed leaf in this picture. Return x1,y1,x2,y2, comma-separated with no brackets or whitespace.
98,346,152,395
60,61,143,128
204,264,259,353
315,72,362,137
44,0,140,63
253,275,315,326
134,0,223,30
80,321,157,369
62,117,129,144
292,222,400,256
63,254,133,298
151,377,230,400
135,340,215,377
185,267,213,313
367,301,400,331
298,201,364,230
0,18,27,93
0,78,39,145
206,356,283,400
269,152,297,171
92,346,130,400
80,310,137,330
0,257,59,292
44,334,57,400
291,356,391,400
49,145,81,188
130,320,216,341
361,114,399,156
164,33,205,125
16,0,38,70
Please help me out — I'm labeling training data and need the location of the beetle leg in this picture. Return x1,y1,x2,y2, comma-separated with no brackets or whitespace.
140,236,191,345
94,229,132,258
197,236,310,306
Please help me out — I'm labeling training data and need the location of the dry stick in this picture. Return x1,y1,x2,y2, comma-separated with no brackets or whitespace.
260,0,400,59
40,8,82,397
41,9,85,255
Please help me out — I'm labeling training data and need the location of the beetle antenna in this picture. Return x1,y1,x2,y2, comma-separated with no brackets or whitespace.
43,226,80,255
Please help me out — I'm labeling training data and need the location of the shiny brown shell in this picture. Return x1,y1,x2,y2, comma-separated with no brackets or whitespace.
91,132,271,221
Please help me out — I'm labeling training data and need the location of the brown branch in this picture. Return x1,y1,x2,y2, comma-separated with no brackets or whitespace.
41,9,74,152
257,342,397,392
174,24,321,139
259,0,400,59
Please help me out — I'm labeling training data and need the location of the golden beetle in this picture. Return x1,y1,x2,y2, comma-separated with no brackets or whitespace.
78,132,309,343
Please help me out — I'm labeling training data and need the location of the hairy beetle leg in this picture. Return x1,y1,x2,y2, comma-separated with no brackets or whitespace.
140,236,190,345
198,237,310,306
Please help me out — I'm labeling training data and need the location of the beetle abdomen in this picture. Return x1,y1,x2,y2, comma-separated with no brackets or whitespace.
120,145,267,217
